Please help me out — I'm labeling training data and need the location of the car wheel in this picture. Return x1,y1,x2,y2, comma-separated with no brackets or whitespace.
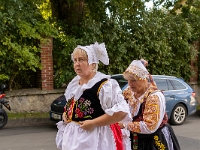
169,103,187,125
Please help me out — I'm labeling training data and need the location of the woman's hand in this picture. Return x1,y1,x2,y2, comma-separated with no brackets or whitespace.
79,120,96,130
140,58,148,67
118,123,125,129
62,112,69,124
127,122,135,131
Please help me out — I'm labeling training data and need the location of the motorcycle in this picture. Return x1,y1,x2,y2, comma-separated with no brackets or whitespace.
0,84,11,129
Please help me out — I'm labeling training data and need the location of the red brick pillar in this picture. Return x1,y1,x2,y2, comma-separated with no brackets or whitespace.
40,37,54,90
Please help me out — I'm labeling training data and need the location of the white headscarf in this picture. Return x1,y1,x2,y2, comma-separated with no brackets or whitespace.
124,60,149,80
71,42,109,65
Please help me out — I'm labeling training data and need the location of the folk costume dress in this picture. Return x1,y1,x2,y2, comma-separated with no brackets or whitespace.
56,72,132,150
123,84,180,150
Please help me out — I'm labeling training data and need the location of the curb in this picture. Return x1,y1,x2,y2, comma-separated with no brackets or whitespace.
5,110,200,128
6,118,56,127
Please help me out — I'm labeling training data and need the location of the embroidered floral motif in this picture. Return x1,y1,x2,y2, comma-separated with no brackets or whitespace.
65,98,75,120
133,133,138,150
123,86,133,102
143,94,160,131
124,84,161,132
154,135,166,150
123,87,139,117
74,97,94,119
125,64,149,80
65,97,94,119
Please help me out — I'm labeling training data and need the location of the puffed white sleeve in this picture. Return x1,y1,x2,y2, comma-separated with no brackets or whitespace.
98,79,132,121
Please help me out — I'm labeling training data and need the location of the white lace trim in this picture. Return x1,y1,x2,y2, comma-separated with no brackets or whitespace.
64,72,110,101
162,126,174,150
71,42,109,65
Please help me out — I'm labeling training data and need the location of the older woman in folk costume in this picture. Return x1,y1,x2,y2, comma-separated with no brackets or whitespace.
121,60,180,150
55,42,132,150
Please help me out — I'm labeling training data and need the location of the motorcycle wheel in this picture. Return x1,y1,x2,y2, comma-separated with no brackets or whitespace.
0,109,8,129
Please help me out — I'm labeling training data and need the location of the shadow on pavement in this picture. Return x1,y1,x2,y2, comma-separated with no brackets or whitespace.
194,110,200,117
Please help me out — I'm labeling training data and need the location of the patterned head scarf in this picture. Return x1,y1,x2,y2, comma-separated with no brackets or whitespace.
71,42,109,65
123,60,149,80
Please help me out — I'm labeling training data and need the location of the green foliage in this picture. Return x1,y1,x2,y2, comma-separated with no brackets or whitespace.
0,0,58,90
197,104,200,110
52,0,200,87
83,1,195,81
1,0,200,89
37,0,52,21
131,10,195,81
53,33,79,87
180,0,200,83
0,74,9,83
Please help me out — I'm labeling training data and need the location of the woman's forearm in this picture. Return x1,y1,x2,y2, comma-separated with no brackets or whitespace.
92,111,127,126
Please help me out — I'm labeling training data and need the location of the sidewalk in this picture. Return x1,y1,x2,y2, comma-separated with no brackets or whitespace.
6,110,200,128
6,117,56,127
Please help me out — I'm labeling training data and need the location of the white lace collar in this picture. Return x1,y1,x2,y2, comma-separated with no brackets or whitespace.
64,72,110,101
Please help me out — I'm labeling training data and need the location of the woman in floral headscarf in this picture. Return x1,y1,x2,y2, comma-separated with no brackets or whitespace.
55,42,132,150
120,60,180,150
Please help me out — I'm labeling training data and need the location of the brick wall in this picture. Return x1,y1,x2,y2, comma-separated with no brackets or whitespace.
40,38,54,90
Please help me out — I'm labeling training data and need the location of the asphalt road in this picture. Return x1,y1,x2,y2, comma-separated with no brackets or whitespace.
0,124,58,150
171,112,200,150
0,112,200,150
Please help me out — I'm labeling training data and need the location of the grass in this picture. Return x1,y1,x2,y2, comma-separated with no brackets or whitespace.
197,104,200,111
5,104,200,119
7,112,49,119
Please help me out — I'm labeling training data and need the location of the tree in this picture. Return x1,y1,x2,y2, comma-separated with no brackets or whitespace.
0,0,58,90
51,0,198,88
1,0,199,89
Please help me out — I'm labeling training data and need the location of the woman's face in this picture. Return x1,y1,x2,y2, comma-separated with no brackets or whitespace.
127,77,146,93
72,49,94,78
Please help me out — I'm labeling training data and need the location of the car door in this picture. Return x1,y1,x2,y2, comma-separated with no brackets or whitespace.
153,78,176,117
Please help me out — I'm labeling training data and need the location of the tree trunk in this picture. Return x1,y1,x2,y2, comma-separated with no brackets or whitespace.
50,0,85,30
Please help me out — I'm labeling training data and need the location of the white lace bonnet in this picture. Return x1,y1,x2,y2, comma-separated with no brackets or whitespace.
123,60,149,80
71,42,109,65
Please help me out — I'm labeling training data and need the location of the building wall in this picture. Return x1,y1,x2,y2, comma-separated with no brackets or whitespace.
3,87,200,114
5,89,65,113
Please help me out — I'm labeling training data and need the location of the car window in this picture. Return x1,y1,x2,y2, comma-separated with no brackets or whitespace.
166,80,174,90
169,79,186,90
154,79,173,91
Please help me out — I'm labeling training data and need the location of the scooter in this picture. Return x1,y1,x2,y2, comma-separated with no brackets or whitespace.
0,84,11,129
